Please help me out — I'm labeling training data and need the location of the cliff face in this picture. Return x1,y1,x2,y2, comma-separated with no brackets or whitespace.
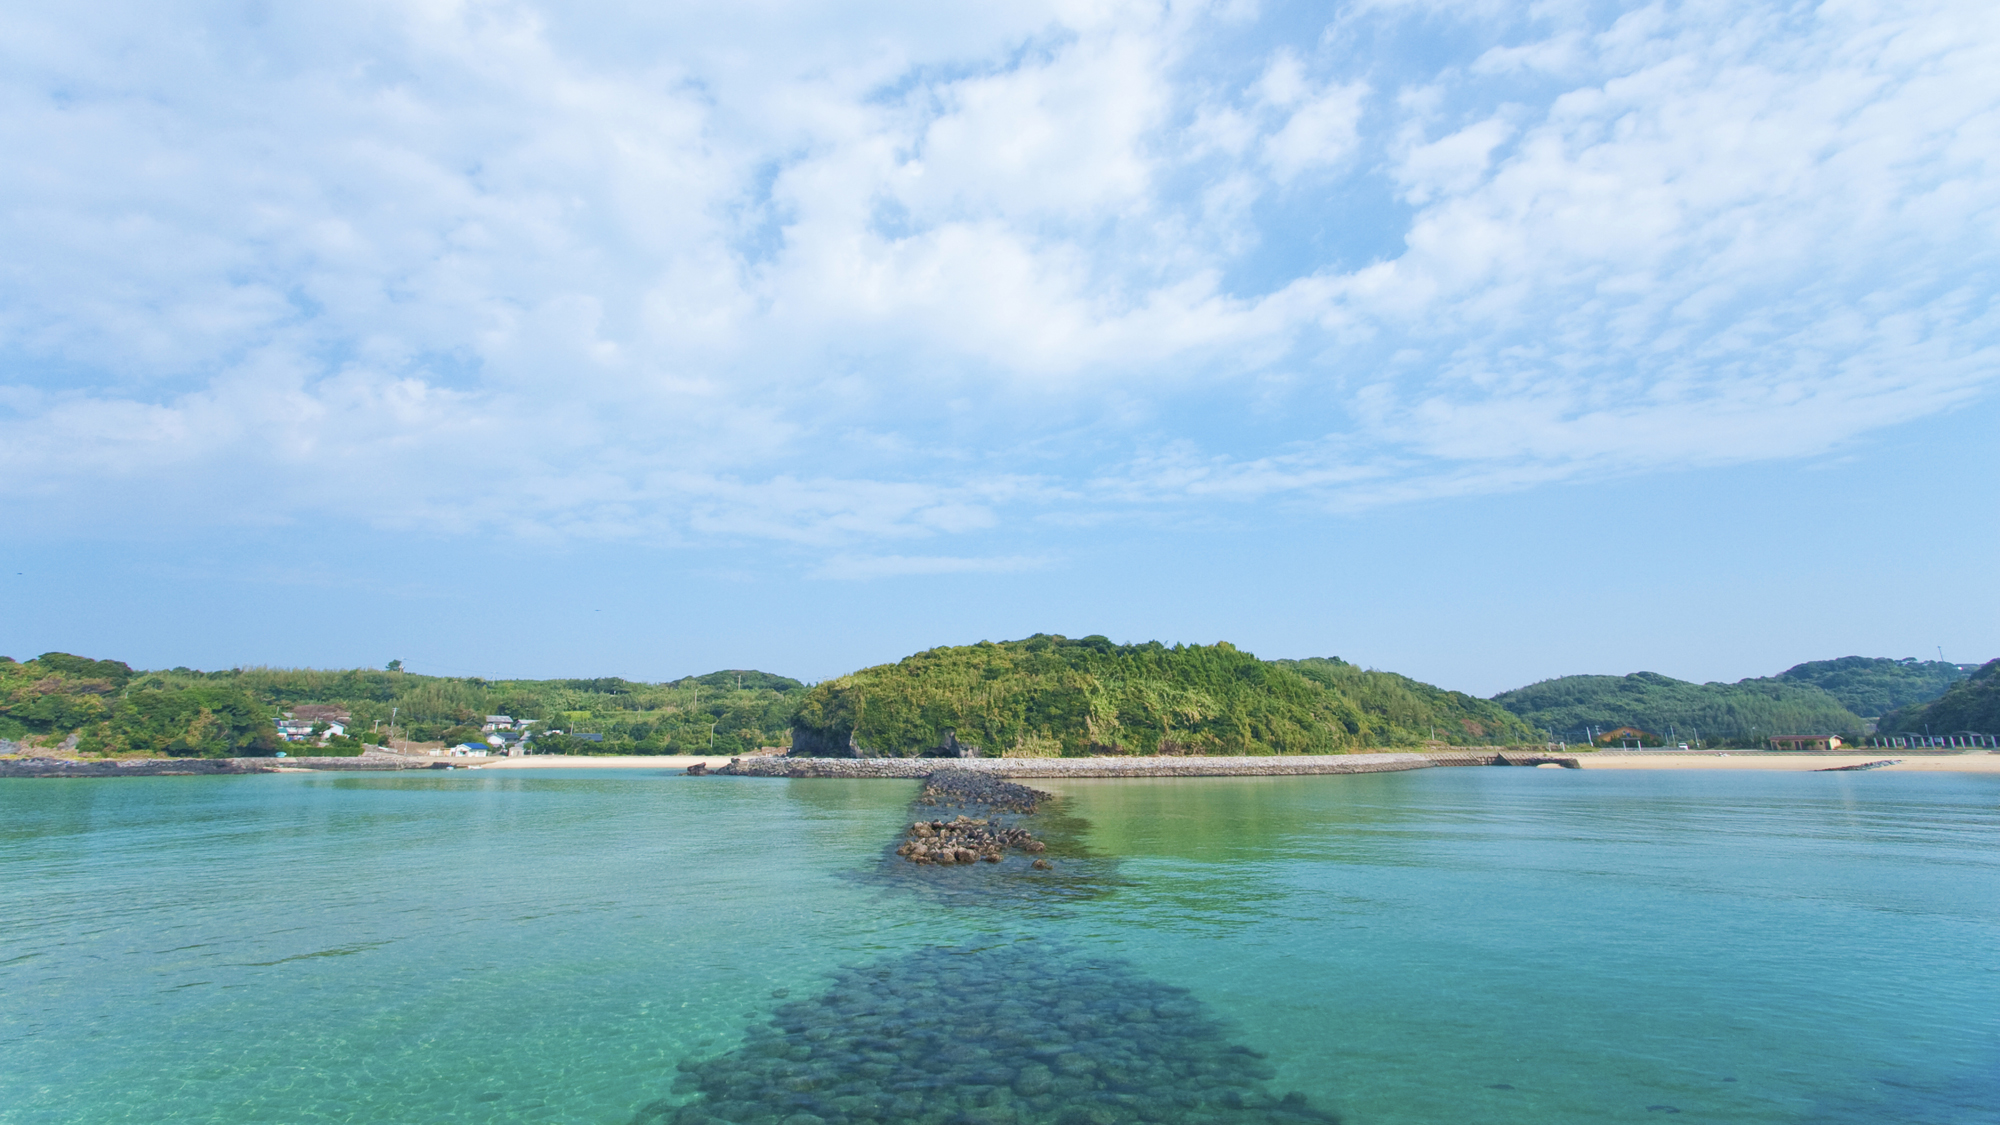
787,725,869,757
786,725,979,758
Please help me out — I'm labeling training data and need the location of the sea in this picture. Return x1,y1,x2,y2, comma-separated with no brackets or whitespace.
2,767,1996,1125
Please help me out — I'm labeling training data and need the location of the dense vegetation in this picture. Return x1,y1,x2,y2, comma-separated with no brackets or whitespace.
8,641,1985,760
0,655,802,757
0,654,278,756
1772,657,1966,718
790,635,1536,757
1492,672,1865,744
1878,659,2000,735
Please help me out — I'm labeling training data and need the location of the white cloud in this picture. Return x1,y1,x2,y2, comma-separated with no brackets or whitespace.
810,553,1051,580
1256,52,1370,181
0,0,1994,555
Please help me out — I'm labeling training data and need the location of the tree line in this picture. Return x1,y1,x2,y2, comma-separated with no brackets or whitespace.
3,645,1982,760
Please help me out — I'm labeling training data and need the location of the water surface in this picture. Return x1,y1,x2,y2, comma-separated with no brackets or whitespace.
3,767,1995,1124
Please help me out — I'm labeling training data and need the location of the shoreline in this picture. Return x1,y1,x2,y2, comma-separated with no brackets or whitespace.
1569,750,2000,772
6,749,1996,779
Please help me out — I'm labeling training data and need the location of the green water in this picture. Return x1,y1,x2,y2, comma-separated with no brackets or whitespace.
3,768,1996,1124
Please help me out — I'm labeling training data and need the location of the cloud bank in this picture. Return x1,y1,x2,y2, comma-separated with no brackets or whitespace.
1,0,1993,557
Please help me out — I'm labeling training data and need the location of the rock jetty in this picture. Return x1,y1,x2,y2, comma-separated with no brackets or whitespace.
891,770,1056,867
0,757,270,778
714,752,1433,779
918,769,1048,814
896,814,1049,865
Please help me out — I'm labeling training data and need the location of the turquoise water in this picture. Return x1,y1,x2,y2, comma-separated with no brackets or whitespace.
3,768,1997,1124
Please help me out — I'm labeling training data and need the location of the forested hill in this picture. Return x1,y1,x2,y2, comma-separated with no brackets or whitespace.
1492,672,1864,743
1772,656,1967,719
0,655,803,757
1878,659,2000,734
789,635,1535,757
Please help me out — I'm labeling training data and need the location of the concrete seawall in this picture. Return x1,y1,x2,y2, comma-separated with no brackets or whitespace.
715,753,1436,779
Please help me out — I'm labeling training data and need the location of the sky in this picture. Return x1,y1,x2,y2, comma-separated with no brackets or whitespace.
2,0,1996,695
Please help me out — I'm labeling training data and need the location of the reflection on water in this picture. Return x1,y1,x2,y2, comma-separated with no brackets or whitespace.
643,941,1338,1125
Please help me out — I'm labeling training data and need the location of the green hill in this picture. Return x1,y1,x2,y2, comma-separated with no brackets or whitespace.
1877,659,2000,735
1771,656,1966,718
1492,671,1863,744
0,654,804,757
789,634,1535,757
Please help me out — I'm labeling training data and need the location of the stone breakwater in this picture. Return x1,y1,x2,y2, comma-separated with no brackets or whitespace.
639,943,1341,1125
894,771,1057,869
896,815,1050,866
919,770,1049,814
1419,752,1581,769
0,756,269,778
242,751,446,771
714,752,1434,779
0,750,444,778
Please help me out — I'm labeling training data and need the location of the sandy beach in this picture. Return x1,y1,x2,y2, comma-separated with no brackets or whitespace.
1571,751,2000,772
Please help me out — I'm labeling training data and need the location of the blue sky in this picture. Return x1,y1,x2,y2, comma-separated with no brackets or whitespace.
3,0,1995,695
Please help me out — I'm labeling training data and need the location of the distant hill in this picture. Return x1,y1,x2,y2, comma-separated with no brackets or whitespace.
0,655,803,757
790,634,1536,757
1877,659,2000,734
1771,656,1966,718
1492,671,1863,744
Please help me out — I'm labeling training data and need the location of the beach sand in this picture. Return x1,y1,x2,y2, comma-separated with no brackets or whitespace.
1572,751,2000,772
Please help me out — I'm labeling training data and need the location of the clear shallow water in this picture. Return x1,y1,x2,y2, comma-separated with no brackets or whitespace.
3,768,1997,1124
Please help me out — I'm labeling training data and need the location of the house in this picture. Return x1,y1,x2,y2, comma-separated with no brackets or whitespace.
278,706,354,743
482,715,517,732
1769,734,1844,751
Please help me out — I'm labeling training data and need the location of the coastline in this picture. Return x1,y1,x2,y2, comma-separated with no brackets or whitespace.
7,749,1996,778
1569,750,2000,772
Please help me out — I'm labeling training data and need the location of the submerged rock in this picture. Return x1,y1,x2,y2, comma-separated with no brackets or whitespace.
648,943,1338,1125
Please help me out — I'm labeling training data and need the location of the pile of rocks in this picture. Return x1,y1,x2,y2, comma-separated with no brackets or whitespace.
640,942,1340,1125
0,757,267,778
896,815,1050,866
919,768,1050,814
